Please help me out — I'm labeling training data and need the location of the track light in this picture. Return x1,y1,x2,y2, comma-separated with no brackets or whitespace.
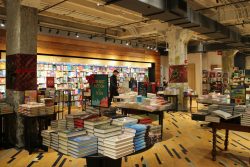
76,33,79,38
48,28,51,33
120,40,123,44
126,41,130,46
67,31,70,36
0,21,5,27
147,46,150,49
56,29,59,34
39,26,42,32
89,35,93,39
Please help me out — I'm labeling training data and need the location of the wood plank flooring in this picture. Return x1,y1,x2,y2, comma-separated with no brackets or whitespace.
0,111,249,167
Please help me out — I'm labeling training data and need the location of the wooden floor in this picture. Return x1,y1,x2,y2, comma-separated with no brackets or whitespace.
0,111,250,167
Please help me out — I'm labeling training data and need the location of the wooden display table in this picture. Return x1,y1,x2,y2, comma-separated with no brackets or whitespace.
209,122,250,161
196,99,231,110
20,113,55,154
85,144,154,167
163,95,178,111
0,112,15,148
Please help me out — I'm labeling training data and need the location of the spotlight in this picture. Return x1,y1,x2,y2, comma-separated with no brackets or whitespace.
89,35,93,39
56,29,59,34
67,31,70,36
48,28,52,33
147,46,150,49
126,41,130,46
39,26,42,32
0,21,5,27
120,40,123,44
76,33,79,38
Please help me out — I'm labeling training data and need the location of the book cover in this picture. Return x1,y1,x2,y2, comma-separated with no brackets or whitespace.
112,117,138,126
94,124,121,134
58,129,86,138
103,140,133,148
103,133,134,144
125,124,147,132
68,135,97,145
84,116,111,126
104,149,134,159
94,131,122,138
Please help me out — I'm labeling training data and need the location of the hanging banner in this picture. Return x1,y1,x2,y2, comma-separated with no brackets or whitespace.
91,74,109,108
46,77,55,88
138,82,147,97
169,65,187,83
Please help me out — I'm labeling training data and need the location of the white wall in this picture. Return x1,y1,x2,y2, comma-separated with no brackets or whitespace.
202,51,222,70
187,53,202,96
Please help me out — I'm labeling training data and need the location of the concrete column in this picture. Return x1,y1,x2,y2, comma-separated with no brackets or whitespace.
166,27,193,109
222,50,238,76
6,0,38,147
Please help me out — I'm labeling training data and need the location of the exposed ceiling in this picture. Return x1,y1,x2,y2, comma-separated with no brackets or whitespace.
0,0,250,51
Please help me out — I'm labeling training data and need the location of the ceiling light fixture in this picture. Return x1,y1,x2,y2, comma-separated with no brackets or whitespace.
147,46,150,49
48,28,52,33
0,21,5,27
56,29,59,34
126,41,130,46
67,31,70,36
76,33,79,38
39,26,42,32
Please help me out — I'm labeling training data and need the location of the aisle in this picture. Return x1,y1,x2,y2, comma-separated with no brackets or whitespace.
0,112,249,167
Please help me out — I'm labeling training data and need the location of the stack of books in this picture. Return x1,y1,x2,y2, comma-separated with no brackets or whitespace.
205,115,220,123
0,103,14,114
74,113,99,128
112,117,138,126
51,132,59,151
138,118,152,124
68,135,98,158
234,105,246,115
218,105,233,114
208,104,219,112
58,128,87,155
241,111,250,126
146,125,161,146
94,124,122,154
101,134,135,159
51,120,58,130
126,124,147,151
84,116,111,135
41,129,55,147
58,119,67,131
18,102,46,116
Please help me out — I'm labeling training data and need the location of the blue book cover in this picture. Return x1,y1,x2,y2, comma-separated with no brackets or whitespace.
135,145,146,151
135,141,146,148
135,130,146,136
125,124,147,132
134,140,145,146
69,135,97,143
134,137,145,143
134,133,145,139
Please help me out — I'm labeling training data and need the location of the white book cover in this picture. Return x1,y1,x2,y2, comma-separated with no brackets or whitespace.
104,149,134,159
101,143,134,152
103,146,134,155
94,131,122,138
205,115,220,123
112,117,138,126
102,140,133,148
94,124,122,134
104,133,134,144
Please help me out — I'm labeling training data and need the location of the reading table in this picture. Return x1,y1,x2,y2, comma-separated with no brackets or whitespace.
209,122,250,161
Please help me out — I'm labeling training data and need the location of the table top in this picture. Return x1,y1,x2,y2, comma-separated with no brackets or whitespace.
19,113,55,118
196,99,231,105
112,102,172,112
209,122,250,133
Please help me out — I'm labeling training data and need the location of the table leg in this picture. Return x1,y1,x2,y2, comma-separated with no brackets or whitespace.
212,127,217,161
158,112,163,139
224,130,229,151
176,96,178,111
190,97,192,113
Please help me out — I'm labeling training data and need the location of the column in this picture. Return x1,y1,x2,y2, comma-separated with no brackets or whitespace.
166,26,193,110
6,0,38,147
222,50,238,76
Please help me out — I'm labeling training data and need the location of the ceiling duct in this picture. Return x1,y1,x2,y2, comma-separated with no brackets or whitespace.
202,22,229,40
189,13,216,34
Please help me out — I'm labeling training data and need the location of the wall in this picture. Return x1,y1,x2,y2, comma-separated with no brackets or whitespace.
160,55,169,85
202,51,222,70
187,53,202,96
245,56,250,69
0,30,160,81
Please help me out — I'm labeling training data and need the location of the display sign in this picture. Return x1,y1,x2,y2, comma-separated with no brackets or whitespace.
46,77,55,88
138,82,147,97
230,85,246,104
91,74,109,108
169,65,187,83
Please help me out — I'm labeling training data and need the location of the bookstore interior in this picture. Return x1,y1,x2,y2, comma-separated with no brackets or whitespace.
0,1,250,167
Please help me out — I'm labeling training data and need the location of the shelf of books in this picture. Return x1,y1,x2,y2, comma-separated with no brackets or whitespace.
0,60,148,101
202,70,229,95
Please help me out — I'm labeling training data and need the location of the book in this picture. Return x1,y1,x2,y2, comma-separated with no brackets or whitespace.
94,124,121,133
68,149,97,158
94,131,122,138
104,149,134,159
205,115,220,123
58,129,86,138
68,135,97,146
212,110,242,120
112,117,138,126
103,133,135,144
84,116,111,126
102,140,133,148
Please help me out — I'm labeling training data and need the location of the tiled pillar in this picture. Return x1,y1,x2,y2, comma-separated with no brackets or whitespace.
6,0,38,147
166,27,193,110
